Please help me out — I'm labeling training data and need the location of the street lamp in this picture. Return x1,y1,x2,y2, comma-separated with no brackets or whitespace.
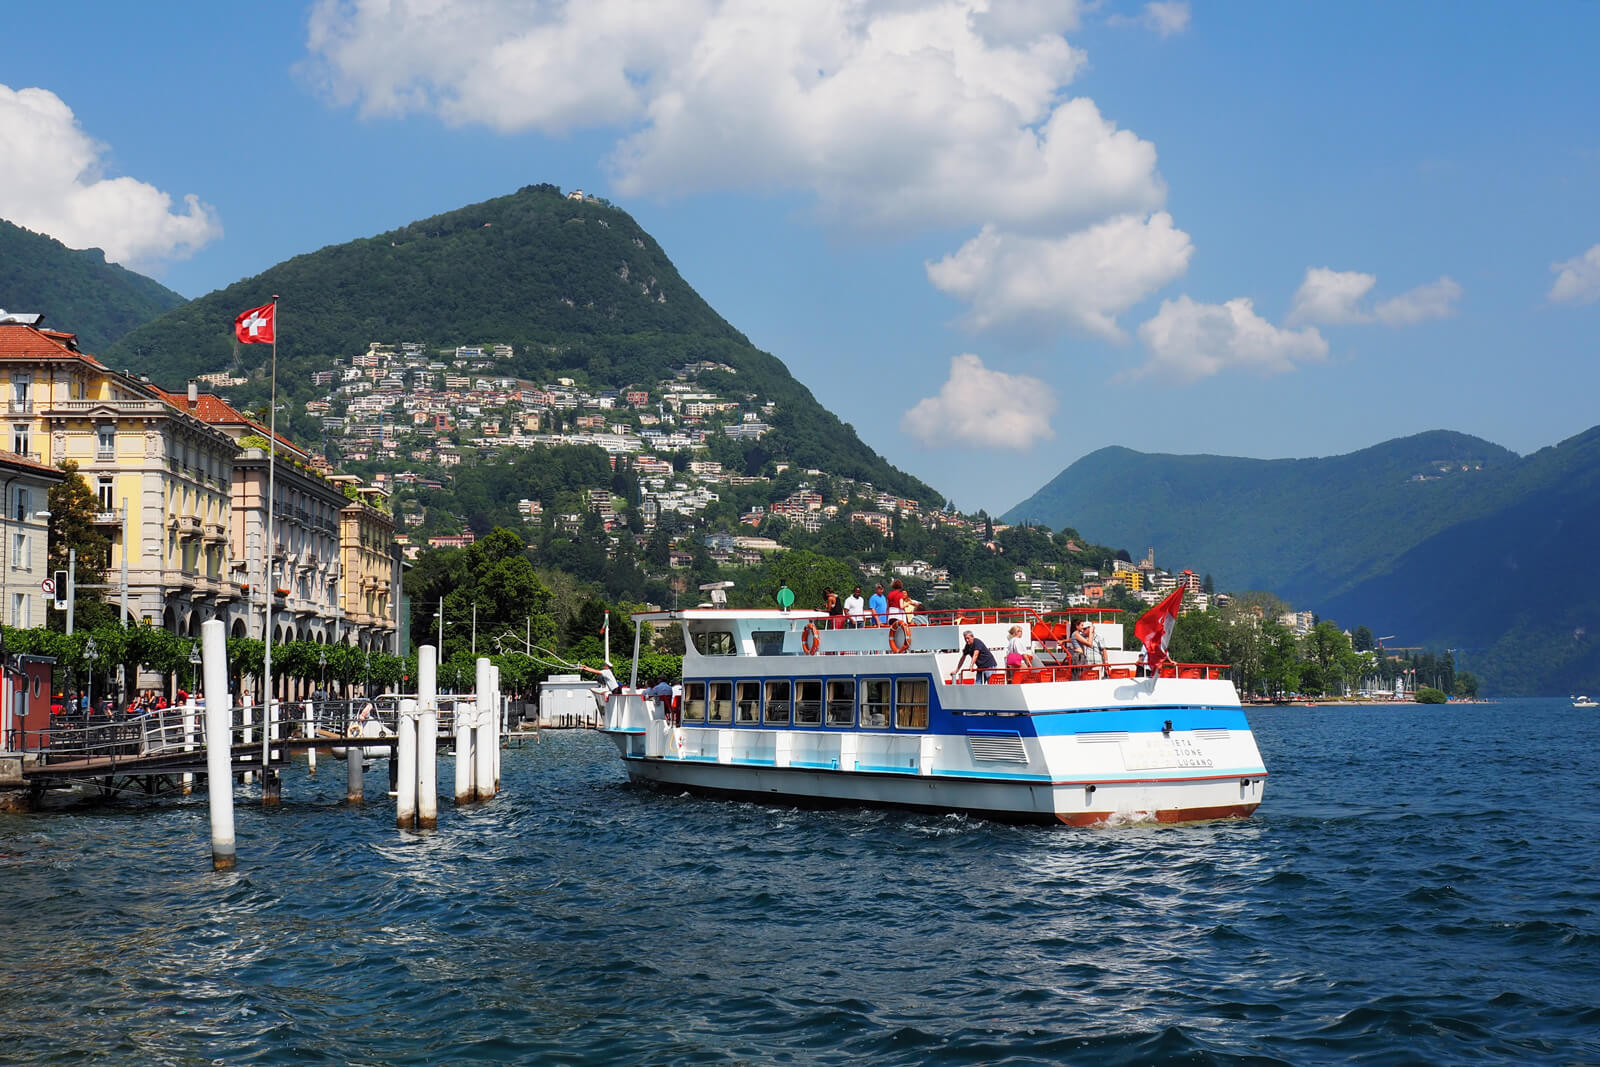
84,636,98,715
188,642,203,693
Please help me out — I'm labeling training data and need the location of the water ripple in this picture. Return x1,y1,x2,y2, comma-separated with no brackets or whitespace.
2,700,1597,1063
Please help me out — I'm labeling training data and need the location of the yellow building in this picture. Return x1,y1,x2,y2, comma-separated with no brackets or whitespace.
0,319,241,635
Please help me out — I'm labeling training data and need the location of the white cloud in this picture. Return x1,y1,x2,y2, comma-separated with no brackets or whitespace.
925,212,1191,339
304,0,1177,336
0,84,221,268
1133,295,1327,383
1288,266,1460,326
1108,1,1191,36
304,0,1165,233
1548,244,1600,305
1288,267,1377,325
1374,277,1461,324
901,353,1056,448
1140,2,1191,37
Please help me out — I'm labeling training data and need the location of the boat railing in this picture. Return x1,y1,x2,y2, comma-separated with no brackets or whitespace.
947,662,1232,685
823,606,1040,630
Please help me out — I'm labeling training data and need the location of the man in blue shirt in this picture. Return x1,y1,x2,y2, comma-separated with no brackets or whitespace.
952,630,998,684
868,583,889,626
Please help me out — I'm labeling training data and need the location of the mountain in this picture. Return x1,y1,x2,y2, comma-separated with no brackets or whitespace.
103,184,937,503
0,219,187,352
1005,429,1600,693
1316,426,1600,694
1005,430,1518,604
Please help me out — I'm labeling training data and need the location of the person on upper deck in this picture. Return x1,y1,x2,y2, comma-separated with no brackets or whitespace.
1005,624,1034,674
823,587,846,629
953,630,998,684
868,584,889,626
886,579,908,623
1071,620,1095,665
843,586,865,627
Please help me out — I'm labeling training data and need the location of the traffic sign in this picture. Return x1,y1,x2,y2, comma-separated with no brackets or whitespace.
41,578,55,595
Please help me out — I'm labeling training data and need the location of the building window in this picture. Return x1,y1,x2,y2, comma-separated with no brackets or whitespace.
11,532,26,571
14,487,28,523
97,426,115,458
98,478,114,511
895,679,930,730
12,425,28,455
10,375,28,412
11,592,26,628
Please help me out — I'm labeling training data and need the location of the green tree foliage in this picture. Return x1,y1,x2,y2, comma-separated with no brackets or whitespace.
46,461,117,631
1415,686,1448,704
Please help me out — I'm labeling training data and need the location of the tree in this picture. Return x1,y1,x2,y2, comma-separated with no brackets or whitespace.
46,461,116,631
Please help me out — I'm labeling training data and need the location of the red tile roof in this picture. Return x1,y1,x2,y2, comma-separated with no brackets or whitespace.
0,448,66,479
0,323,105,364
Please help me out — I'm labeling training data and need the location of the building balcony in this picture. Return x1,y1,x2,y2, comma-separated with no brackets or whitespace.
92,510,121,525
203,523,227,543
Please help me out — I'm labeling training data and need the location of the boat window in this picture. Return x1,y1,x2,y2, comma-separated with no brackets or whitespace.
692,630,736,656
764,680,791,724
735,681,761,724
826,679,856,727
750,630,786,656
896,678,929,730
682,681,707,723
708,681,733,723
860,678,891,728
794,679,822,725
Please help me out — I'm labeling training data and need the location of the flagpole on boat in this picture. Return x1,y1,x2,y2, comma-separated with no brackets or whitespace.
262,294,279,776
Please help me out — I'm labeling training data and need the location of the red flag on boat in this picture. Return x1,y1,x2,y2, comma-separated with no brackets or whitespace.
234,302,275,344
1135,586,1185,674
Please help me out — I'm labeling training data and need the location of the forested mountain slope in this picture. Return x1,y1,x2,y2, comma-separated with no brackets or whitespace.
1004,430,1518,603
103,184,936,502
0,219,186,352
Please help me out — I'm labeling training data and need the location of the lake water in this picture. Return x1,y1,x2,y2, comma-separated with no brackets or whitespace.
2,698,1596,1064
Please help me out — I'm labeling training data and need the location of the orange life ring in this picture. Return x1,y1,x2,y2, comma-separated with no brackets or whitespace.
887,619,912,653
801,623,821,655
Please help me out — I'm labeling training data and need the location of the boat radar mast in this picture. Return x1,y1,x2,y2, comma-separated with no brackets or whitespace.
698,580,735,608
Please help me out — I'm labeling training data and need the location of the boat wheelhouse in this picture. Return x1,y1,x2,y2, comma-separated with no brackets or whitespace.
599,606,1268,825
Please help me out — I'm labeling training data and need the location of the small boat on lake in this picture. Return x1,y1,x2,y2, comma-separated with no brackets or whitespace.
599,599,1268,825
1572,695,1597,708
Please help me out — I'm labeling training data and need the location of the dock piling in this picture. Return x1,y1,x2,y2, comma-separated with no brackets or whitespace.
417,646,439,829
396,698,418,829
200,620,236,871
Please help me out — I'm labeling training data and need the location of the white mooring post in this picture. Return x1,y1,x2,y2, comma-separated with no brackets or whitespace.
475,657,495,801
396,697,418,829
200,620,236,871
454,694,476,805
241,700,255,786
306,699,317,776
262,700,282,806
417,646,439,829
489,662,502,791
182,695,197,796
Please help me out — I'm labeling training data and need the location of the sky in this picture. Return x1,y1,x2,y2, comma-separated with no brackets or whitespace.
3,1,1599,514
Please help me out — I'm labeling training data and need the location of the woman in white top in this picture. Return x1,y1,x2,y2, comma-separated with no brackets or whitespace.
1005,624,1034,673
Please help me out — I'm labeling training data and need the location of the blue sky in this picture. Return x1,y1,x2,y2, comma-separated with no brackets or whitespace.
4,1,1598,514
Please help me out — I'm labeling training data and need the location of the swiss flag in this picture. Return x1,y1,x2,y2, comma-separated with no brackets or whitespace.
1134,586,1185,674
234,302,275,344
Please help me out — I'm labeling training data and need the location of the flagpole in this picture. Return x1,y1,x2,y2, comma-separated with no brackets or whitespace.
262,294,279,773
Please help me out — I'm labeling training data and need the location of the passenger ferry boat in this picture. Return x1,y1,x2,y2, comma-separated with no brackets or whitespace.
599,602,1268,825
